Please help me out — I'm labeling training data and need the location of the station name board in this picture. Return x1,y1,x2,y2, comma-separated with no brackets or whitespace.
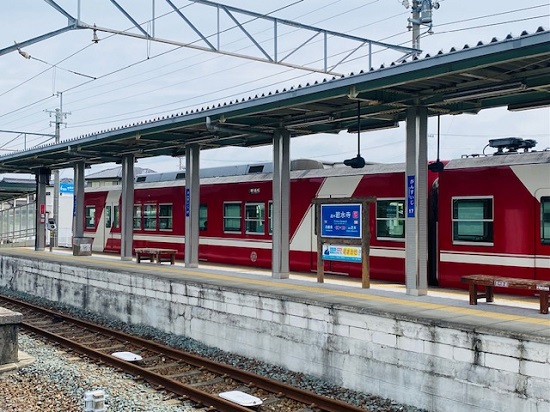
320,203,361,239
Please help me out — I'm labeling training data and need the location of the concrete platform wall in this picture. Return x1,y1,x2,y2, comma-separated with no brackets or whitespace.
0,255,548,412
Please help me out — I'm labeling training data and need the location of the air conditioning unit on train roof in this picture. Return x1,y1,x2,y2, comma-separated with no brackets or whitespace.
489,137,537,155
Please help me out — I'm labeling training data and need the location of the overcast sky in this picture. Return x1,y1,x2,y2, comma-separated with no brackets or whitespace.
0,0,548,178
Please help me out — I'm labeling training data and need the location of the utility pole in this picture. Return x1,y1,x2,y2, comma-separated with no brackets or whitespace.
402,0,440,54
46,92,70,248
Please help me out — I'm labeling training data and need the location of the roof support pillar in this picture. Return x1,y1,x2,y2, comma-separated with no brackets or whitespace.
73,161,85,239
185,144,200,268
272,128,290,279
34,168,51,251
405,106,428,296
120,154,135,261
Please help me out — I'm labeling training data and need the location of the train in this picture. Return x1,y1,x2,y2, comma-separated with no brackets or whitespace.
83,140,550,291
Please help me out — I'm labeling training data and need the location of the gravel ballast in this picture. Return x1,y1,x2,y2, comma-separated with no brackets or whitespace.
0,333,197,412
0,287,426,411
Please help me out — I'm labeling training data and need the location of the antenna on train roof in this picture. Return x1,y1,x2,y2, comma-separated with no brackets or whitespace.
489,137,537,155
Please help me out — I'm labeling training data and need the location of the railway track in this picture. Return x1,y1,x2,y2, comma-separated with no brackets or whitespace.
0,295,369,412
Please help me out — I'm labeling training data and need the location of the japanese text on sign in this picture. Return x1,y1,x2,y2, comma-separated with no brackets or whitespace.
321,203,362,239
407,175,415,218
185,188,190,217
322,244,361,262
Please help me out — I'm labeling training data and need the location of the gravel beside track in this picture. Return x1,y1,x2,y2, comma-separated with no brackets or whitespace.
0,334,197,412
0,288,426,412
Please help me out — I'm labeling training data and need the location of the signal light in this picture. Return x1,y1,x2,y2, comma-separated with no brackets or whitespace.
344,155,366,169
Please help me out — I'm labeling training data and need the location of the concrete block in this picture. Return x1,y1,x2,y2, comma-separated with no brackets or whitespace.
521,359,550,380
372,330,397,347
425,341,454,360
0,307,22,365
484,352,520,373
287,314,308,329
399,319,435,341
397,335,424,353
522,340,550,363
434,327,471,348
453,346,475,363
481,334,521,358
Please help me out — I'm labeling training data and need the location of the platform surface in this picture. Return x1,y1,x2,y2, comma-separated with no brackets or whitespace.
1,247,549,339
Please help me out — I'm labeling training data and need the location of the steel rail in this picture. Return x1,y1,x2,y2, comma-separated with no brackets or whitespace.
1,294,369,412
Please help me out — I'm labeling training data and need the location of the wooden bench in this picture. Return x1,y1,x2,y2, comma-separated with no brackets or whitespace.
461,275,550,314
135,248,177,265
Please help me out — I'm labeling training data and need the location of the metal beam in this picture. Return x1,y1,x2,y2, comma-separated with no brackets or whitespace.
2,0,416,75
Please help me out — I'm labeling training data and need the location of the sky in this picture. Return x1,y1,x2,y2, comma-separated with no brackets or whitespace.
0,0,549,179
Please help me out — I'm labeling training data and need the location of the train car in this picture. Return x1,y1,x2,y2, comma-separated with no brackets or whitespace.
83,148,550,291
437,151,550,288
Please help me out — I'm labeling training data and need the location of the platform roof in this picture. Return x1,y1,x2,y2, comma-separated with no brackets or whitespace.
0,28,548,174
0,178,36,202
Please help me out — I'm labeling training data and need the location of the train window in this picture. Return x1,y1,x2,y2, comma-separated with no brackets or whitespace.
224,202,241,232
133,205,142,230
452,197,493,244
113,205,120,229
245,203,265,235
248,165,264,173
105,206,112,228
159,204,172,231
199,204,208,231
85,206,95,229
144,204,157,230
542,197,550,245
376,199,405,240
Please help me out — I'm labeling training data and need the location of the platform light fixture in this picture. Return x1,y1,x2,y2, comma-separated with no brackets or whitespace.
443,82,526,103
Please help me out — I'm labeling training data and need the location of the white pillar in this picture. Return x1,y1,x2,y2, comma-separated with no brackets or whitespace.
185,144,200,268
405,106,428,296
73,161,85,239
272,128,290,279
121,154,135,261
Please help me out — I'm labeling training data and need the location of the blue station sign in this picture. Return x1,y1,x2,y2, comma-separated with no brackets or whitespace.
321,203,362,239
407,175,415,218
60,183,74,193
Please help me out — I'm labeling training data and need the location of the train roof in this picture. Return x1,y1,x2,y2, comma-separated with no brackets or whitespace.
444,150,550,170
134,159,325,183
85,151,550,192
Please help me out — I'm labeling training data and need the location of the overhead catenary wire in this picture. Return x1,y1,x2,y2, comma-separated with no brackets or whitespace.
1,1,548,153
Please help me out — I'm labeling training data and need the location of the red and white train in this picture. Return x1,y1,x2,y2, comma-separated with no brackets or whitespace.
83,143,550,291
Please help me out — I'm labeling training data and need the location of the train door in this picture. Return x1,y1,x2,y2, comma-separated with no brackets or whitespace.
103,201,120,252
99,190,121,253
535,189,550,280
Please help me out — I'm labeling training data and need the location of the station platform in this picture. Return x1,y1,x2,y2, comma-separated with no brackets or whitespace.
0,247,548,412
3,246,549,337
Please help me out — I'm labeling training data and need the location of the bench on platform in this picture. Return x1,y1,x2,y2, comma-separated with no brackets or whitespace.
461,275,550,314
135,248,177,265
